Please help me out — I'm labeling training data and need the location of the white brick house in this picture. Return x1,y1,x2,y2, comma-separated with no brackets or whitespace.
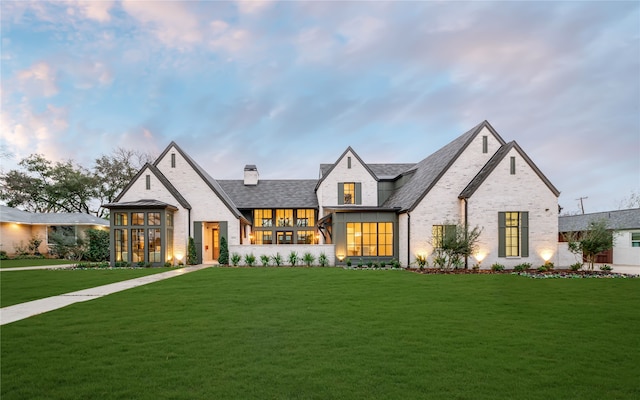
105,120,560,268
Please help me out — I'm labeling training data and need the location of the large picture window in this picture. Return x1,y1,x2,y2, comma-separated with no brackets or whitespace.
297,231,315,244
47,225,76,245
296,209,315,227
132,229,145,262
255,231,273,245
347,222,393,257
148,228,162,263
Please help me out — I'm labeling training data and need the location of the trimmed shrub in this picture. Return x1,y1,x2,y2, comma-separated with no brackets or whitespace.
218,236,229,265
187,237,197,265
260,254,271,267
288,251,299,267
230,253,241,266
513,263,531,272
302,252,315,267
490,263,505,272
570,262,583,271
85,229,110,262
244,253,256,267
318,253,328,267
271,253,283,267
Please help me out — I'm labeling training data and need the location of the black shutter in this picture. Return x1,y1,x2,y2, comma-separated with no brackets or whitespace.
498,212,506,258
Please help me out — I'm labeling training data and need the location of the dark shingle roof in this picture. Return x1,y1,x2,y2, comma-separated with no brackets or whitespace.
0,205,109,225
319,163,415,180
460,141,560,199
559,208,640,232
103,200,179,211
383,121,503,211
218,180,319,209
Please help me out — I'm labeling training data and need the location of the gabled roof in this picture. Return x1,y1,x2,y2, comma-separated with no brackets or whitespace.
315,146,378,191
459,141,560,199
113,162,192,210
0,205,109,226
152,142,244,219
559,208,640,232
218,180,319,209
382,120,506,212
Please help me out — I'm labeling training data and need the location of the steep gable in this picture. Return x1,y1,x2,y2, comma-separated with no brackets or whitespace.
459,141,560,199
153,142,244,220
315,146,378,191
113,163,191,209
383,120,506,212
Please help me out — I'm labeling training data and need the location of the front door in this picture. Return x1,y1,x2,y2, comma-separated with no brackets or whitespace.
212,228,220,261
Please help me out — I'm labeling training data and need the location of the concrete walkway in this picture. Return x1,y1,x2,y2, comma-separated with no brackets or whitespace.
0,265,211,326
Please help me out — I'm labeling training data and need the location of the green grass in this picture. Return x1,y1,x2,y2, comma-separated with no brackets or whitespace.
0,258,73,268
2,268,639,399
0,268,177,307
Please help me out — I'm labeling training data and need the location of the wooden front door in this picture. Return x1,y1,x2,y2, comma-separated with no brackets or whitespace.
212,228,220,261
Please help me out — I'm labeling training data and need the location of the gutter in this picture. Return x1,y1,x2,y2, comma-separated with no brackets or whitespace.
407,212,411,268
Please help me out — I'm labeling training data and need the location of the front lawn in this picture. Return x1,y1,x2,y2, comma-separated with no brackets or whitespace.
0,258,73,268
2,268,639,399
0,268,178,307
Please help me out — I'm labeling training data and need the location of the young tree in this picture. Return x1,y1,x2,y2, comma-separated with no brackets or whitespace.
85,229,110,262
565,219,614,271
440,223,483,270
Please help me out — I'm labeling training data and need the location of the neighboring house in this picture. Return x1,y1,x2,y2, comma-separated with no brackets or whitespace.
558,208,640,267
0,205,109,256
105,120,560,268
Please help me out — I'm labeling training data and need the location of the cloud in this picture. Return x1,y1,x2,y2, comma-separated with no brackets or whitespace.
236,0,274,15
122,0,202,49
16,61,58,97
64,0,114,22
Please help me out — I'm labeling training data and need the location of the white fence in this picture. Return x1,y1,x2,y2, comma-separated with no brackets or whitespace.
227,244,336,266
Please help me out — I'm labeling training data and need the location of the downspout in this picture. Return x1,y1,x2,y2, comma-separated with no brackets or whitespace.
407,212,411,268
464,198,468,269
188,209,191,238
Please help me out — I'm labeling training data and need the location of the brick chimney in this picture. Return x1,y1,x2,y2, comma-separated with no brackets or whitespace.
244,165,258,186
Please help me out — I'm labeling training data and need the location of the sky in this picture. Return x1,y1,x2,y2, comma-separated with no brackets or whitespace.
1,0,639,215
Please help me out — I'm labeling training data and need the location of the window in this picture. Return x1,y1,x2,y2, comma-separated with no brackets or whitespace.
148,212,161,226
276,209,293,227
148,228,162,263
343,183,355,204
632,232,640,247
432,225,456,249
114,213,128,226
132,229,145,262
346,222,393,257
348,156,352,169
255,231,273,245
296,209,315,227
510,157,516,175
47,225,76,245
482,136,488,153
171,153,176,168
277,231,293,244
498,212,529,258
255,209,273,227
297,231,315,244
166,213,173,227
132,212,145,225
338,182,361,205
114,229,128,262
146,174,151,190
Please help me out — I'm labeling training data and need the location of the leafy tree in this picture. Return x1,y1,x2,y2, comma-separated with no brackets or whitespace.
218,236,229,265
85,229,110,262
617,190,640,210
0,154,96,214
93,148,154,218
187,237,197,265
565,219,614,271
